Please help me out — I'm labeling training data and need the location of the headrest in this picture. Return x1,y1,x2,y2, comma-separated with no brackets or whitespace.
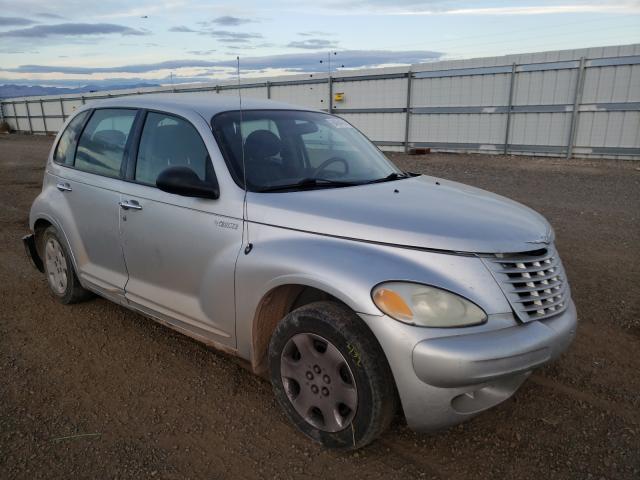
245,129,281,160
93,129,126,147
150,124,191,156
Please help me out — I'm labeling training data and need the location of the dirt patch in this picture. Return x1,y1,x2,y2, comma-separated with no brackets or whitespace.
1,135,639,479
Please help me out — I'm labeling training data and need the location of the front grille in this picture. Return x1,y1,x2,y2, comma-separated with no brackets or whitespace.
483,246,569,322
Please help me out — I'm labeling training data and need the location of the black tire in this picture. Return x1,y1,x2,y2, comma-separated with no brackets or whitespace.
40,226,93,304
269,300,398,450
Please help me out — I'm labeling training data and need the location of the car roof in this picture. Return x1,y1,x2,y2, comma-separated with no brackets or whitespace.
85,92,318,118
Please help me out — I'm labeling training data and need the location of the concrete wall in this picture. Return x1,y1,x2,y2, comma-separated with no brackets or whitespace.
2,43,639,159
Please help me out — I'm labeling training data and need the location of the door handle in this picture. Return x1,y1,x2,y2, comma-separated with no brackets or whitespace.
118,200,143,210
56,182,72,192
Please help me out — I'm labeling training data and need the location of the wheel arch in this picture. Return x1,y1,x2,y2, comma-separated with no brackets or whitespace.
31,214,80,274
250,282,358,376
33,218,53,256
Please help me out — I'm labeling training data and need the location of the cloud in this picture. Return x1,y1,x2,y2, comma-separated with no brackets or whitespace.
287,38,339,50
36,12,65,19
4,49,442,76
169,25,197,32
210,16,255,26
0,16,37,26
206,30,263,41
7,59,223,74
439,4,640,15
0,23,148,38
0,49,32,54
336,0,640,15
188,49,216,56
218,49,443,71
298,31,332,37
169,26,263,43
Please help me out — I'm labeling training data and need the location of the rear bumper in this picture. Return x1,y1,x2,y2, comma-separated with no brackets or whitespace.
22,233,44,273
359,299,577,432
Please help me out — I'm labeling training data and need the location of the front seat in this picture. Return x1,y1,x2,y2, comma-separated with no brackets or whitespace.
244,130,283,186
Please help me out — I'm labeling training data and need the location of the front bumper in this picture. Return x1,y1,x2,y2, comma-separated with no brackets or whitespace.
359,299,577,432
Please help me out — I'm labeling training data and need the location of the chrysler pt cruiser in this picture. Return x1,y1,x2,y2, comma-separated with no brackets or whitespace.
23,94,577,449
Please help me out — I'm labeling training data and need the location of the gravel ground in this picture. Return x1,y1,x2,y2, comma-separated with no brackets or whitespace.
1,134,639,479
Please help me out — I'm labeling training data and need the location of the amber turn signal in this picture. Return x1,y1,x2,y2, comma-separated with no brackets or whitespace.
372,287,414,322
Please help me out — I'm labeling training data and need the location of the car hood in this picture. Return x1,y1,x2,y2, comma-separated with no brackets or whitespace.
246,175,553,254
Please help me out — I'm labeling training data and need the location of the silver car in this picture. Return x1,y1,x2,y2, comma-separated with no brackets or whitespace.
23,94,577,449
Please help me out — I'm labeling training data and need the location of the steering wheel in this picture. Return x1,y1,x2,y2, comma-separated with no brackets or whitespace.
312,156,349,177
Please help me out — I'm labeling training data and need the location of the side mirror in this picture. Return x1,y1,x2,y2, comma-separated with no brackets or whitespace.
156,166,219,199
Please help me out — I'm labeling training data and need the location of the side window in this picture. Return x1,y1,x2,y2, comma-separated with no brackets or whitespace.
75,109,137,178
135,112,211,185
53,111,89,165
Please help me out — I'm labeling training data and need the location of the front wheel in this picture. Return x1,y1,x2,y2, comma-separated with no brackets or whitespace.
268,301,398,449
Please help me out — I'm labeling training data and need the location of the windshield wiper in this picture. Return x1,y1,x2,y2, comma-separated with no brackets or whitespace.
257,178,359,192
363,172,411,185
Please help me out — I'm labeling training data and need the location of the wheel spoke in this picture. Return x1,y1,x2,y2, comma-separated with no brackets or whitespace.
280,355,304,379
322,342,348,375
334,384,358,410
319,405,343,432
290,388,315,416
291,334,320,360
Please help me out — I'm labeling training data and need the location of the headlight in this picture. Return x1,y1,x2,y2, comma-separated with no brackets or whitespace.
372,282,487,327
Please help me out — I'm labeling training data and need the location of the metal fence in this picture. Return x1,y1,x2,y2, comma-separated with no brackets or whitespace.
2,43,639,159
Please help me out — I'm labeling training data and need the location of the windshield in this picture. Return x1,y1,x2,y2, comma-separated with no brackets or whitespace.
211,110,404,192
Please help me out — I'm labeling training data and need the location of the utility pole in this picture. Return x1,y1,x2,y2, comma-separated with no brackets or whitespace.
320,52,344,114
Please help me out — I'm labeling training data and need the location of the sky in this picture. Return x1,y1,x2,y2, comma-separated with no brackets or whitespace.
0,0,639,87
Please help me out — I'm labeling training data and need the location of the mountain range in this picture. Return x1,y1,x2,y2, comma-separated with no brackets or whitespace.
0,83,161,99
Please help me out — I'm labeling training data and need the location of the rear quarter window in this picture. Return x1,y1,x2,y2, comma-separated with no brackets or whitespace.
53,111,90,165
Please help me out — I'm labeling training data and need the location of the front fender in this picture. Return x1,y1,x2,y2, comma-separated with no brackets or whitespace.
234,223,511,362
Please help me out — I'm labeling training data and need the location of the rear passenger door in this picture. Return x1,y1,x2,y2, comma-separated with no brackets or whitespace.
49,108,137,299
118,110,242,346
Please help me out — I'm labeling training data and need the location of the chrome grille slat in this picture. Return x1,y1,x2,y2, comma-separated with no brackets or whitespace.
520,295,565,312
513,284,567,303
498,256,560,274
483,246,569,323
510,278,564,293
495,252,555,264
503,271,562,283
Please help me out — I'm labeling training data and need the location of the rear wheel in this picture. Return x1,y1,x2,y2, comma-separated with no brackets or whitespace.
268,301,398,449
41,226,92,304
